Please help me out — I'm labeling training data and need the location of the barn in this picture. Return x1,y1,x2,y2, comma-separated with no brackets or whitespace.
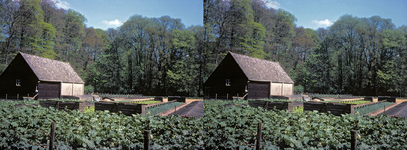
0,52,84,99
204,52,294,99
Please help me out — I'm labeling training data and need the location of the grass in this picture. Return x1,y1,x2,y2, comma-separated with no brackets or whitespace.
84,106,95,113
341,100,371,105
293,106,303,113
132,100,162,105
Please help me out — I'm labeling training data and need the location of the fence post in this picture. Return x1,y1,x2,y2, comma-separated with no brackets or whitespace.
351,130,357,150
256,122,262,150
50,122,56,150
216,94,217,100
5,94,7,100
17,94,19,100
144,130,150,150
227,93,228,100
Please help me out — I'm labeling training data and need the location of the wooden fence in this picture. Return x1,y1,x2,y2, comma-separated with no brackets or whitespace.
378,96,396,102
39,100,86,113
168,96,186,102
94,100,179,116
248,100,294,113
303,102,353,116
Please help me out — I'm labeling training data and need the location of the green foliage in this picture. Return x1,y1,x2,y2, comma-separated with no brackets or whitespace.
145,102,184,116
132,100,161,105
204,100,407,149
294,85,304,94
84,85,95,94
0,100,203,149
354,102,393,115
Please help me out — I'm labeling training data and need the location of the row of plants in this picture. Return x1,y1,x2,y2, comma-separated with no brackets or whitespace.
97,94,145,98
0,100,203,149
308,94,360,98
145,102,184,116
204,100,407,149
341,100,372,105
354,102,394,116
132,100,162,105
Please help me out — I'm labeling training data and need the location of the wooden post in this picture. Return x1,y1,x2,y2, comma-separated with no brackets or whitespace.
5,94,7,100
227,93,228,100
17,94,19,100
50,122,56,150
216,94,217,100
351,130,357,150
144,130,150,150
256,122,262,150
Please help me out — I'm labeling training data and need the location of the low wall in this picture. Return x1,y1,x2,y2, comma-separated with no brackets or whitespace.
94,100,179,116
39,100,86,113
168,96,186,102
378,96,396,102
95,102,144,116
248,100,293,113
303,102,353,116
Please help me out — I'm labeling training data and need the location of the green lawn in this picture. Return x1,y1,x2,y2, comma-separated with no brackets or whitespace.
341,100,371,105
132,100,162,105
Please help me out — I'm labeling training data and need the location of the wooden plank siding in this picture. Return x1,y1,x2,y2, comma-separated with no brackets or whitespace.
38,82,61,99
303,102,354,116
248,100,294,112
248,82,270,99
39,100,85,112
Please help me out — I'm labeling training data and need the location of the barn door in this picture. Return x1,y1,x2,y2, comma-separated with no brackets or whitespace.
247,82,270,99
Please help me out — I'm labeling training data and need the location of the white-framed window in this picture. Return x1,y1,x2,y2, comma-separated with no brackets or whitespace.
16,79,21,86
226,79,231,86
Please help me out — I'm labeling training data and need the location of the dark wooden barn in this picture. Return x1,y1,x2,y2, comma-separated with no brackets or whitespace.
0,52,84,99
204,52,294,100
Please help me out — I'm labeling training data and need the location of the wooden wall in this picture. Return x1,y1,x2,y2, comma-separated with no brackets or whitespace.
248,81,270,99
303,102,353,116
0,54,39,99
248,100,294,113
204,54,248,99
270,82,293,96
61,83,84,96
39,100,85,112
38,82,61,99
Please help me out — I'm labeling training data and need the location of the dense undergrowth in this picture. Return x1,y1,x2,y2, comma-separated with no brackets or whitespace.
0,100,203,149
204,100,407,149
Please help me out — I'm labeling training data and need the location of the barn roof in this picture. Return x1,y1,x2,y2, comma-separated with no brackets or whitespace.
229,52,294,84
19,52,84,84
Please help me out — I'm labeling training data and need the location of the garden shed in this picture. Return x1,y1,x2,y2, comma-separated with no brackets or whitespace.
0,52,84,99
204,52,294,99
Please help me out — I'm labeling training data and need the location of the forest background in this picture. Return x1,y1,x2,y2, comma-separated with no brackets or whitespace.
1,0,406,97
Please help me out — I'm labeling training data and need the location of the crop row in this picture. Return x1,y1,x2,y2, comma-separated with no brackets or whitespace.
0,100,203,149
204,100,407,149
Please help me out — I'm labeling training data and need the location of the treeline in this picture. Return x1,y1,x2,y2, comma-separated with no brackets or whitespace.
1,0,406,97
0,0,206,96
204,0,407,96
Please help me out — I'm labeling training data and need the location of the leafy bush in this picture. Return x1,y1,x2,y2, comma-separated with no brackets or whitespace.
84,85,94,94
204,100,407,149
294,85,304,94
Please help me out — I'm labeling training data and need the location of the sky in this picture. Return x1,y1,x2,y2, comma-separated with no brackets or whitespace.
52,0,203,30
51,0,405,31
261,0,407,29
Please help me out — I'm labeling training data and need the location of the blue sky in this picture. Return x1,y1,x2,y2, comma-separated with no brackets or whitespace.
52,0,405,30
263,0,407,29
52,0,203,30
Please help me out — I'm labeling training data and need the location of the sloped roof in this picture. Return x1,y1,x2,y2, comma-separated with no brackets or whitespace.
229,52,294,84
20,52,84,84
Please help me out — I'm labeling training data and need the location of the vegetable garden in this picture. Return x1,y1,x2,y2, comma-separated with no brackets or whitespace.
0,100,203,149
204,100,407,149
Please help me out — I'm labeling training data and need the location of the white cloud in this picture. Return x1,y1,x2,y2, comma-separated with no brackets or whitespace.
101,19,123,28
312,19,334,27
51,0,70,10
261,0,280,9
